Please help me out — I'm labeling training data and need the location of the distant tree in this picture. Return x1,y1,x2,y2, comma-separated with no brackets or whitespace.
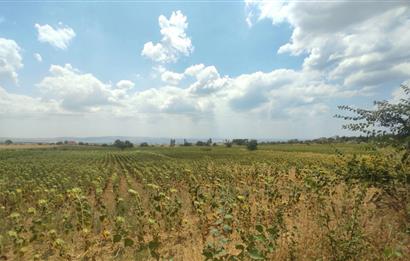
196,141,205,146
124,140,133,148
140,142,149,147
56,141,63,145
64,140,68,144
101,143,108,147
170,139,176,147
113,139,134,150
336,84,409,160
232,139,249,146
4,139,12,145
183,139,192,146
206,138,212,146
224,140,232,148
247,139,258,151
288,139,299,144
113,139,124,149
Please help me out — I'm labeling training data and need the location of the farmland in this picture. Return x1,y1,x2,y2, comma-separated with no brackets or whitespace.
0,144,408,260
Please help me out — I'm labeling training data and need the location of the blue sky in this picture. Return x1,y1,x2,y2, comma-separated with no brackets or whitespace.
0,1,409,138
1,2,300,91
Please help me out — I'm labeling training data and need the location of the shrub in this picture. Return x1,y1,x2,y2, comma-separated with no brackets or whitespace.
247,140,258,151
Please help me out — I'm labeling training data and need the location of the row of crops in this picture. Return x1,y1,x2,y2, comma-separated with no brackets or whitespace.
0,146,408,260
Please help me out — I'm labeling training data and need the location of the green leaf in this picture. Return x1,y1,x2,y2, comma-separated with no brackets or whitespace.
113,234,122,243
255,224,264,233
124,238,134,247
254,234,266,242
214,219,223,225
148,240,160,250
223,224,232,233
210,228,219,236
267,227,279,239
202,250,213,259
224,214,233,220
248,248,265,260
235,244,245,250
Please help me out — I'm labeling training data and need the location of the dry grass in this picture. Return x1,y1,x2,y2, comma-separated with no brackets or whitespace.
0,147,408,260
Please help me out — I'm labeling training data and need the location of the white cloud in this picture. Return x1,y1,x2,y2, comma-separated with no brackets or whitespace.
33,53,42,62
35,22,76,49
161,70,184,86
185,64,229,95
129,64,346,119
141,10,193,63
37,64,118,111
116,80,135,90
0,38,23,84
127,86,212,116
156,64,229,94
0,60,360,137
225,68,351,119
246,1,410,90
153,65,184,85
0,86,60,115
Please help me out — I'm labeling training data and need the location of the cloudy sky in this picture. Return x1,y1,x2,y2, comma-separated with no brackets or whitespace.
0,0,409,139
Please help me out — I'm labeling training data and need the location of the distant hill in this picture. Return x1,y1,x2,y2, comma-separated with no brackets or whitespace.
0,136,287,145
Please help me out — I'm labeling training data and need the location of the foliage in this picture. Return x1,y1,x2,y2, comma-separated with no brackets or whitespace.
232,139,249,146
196,139,213,147
140,142,149,147
247,139,258,151
336,84,409,154
113,139,134,150
224,140,232,148
182,139,192,146
0,145,408,260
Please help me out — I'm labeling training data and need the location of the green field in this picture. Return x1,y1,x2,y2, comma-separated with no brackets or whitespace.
0,144,408,260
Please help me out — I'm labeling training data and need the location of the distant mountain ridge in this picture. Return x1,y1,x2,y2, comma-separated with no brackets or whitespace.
0,136,286,145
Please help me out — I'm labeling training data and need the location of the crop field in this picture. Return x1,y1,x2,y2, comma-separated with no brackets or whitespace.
0,144,408,260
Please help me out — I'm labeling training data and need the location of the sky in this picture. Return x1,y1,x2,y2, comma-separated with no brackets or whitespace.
0,0,409,139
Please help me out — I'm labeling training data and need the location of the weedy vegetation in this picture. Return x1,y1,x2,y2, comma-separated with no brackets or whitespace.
0,143,408,260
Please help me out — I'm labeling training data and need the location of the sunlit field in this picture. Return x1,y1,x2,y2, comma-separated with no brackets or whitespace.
0,144,408,260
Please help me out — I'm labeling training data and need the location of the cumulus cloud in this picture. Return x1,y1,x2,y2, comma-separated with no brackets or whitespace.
0,59,367,138
140,63,346,119
37,64,118,111
127,86,212,116
154,66,184,85
246,0,410,90
33,53,42,62
141,10,193,63
185,64,230,95
35,22,76,49
226,68,350,119
0,38,23,84
116,80,135,90
0,86,60,115
156,64,229,94
161,70,184,86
